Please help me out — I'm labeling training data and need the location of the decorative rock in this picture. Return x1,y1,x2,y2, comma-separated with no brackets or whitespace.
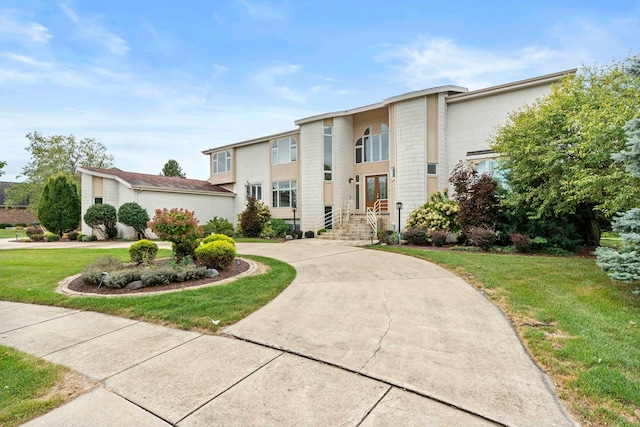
125,280,144,290
285,235,293,241
205,268,219,278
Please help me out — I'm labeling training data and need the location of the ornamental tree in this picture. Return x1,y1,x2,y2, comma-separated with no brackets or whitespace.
83,203,118,240
449,161,499,233
117,202,150,239
148,208,202,260
491,56,640,245
37,173,80,237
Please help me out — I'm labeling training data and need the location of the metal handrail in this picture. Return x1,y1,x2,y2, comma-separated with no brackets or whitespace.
366,199,388,233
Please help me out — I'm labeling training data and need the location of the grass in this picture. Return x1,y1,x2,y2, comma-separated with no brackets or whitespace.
0,229,26,239
0,346,68,427
0,248,295,332
373,246,640,427
234,237,283,243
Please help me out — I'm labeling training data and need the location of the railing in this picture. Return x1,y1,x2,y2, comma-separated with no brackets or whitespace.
366,198,388,233
314,200,355,232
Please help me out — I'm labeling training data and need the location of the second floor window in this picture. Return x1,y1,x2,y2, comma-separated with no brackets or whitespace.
355,124,389,164
213,151,231,174
272,137,297,165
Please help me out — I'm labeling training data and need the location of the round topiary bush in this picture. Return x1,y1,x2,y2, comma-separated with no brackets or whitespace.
305,230,315,238
202,233,236,247
403,227,429,246
129,239,159,265
195,240,236,270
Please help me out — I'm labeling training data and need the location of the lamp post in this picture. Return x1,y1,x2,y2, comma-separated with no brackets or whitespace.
396,202,403,241
292,204,297,237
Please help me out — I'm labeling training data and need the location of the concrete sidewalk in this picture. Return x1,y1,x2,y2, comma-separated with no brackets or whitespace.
1,240,578,426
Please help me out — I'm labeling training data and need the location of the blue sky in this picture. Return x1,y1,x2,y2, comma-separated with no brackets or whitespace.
1,1,639,181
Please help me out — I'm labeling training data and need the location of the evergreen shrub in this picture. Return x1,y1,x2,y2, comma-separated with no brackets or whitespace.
129,239,158,265
403,227,429,246
195,240,236,270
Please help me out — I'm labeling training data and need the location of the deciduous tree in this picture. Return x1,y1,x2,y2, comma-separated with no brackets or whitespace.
36,173,80,237
491,57,640,245
5,132,114,210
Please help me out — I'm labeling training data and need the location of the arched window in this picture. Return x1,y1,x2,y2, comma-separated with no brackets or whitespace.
213,151,231,174
355,125,389,164
272,137,297,165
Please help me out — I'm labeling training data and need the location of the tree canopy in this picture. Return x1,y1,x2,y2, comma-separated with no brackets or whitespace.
491,56,640,245
0,160,5,177
5,132,114,211
160,159,186,178
37,173,80,237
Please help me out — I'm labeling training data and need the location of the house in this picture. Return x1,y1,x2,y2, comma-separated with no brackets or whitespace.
77,167,234,239
202,69,574,238
0,181,37,225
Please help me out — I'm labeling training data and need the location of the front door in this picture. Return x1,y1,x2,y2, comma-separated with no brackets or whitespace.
366,175,387,209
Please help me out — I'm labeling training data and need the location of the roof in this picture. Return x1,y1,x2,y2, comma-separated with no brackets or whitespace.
77,167,234,196
0,181,29,207
202,129,299,154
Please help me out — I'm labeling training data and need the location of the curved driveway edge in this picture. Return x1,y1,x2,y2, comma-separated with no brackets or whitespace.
226,240,578,426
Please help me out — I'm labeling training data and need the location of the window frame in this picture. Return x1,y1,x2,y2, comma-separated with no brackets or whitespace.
213,151,231,174
355,125,389,164
324,125,333,181
271,180,297,208
271,137,298,165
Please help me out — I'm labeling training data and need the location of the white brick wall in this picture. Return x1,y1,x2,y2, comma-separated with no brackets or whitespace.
437,93,449,191
446,85,551,175
233,142,270,224
395,97,427,228
80,173,93,235
299,121,323,231
333,116,354,212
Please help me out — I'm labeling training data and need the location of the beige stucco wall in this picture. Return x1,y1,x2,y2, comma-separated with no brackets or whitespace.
208,148,236,185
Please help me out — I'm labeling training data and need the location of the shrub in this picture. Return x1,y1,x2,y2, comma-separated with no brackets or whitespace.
202,233,236,247
44,232,60,242
377,230,397,245
0,223,12,229
202,216,234,236
449,162,499,232
81,234,98,242
510,233,531,253
261,218,290,238
81,256,125,285
317,228,327,235
25,226,44,242
129,239,158,265
237,197,265,237
67,231,79,241
149,208,202,261
292,229,303,239
305,230,315,238
406,190,459,232
14,222,27,228
83,203,118,240
467,226,496,251
430,230,448,247
195,240,236,270
403,227,429,246
37,173,80,237
118,202,150,238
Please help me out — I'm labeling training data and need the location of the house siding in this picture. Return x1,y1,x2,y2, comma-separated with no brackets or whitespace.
300,121,323,231
233,142,270,224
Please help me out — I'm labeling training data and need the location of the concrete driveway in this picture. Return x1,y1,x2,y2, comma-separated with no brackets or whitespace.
1,239,577,426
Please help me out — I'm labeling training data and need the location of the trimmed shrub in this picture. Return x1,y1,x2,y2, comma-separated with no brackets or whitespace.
81,234,98,242
117,202,150,238
263,218,291,238
14,223,27,228
67,231,79,241
203,233,236,247
510,233,531,253
149,208,202,261
25,226,44,242
129,239,158,265
467,226,496,251
83,203,118,240
430,230,448,247
44,232,60,242
403,227,429,246
195,240,236,270
202,216,234,236
317,228,327,235
305,230,315,238
0,223,12,229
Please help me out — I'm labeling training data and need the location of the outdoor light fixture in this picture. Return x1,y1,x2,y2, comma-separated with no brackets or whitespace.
292,204,297,234
348,177,354,183
396,202,403,241
370,229,374,245
98,272,109,289
236,259,241,272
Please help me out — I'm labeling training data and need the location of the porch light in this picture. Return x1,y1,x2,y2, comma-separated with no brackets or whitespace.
396,202,403,241
292,204,297,234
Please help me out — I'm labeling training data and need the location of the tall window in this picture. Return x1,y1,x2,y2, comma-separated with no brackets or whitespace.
272,137,297,165
272,180,297,208
355,124,389,164
213,151,231,174
246,183,262,201
324,126,333,181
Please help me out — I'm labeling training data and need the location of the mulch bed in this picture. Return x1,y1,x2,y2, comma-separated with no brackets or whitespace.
67,259,251,295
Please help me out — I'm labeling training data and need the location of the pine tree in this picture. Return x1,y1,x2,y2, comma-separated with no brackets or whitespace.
160,159,186,178
37,173,81,237
596,57,640,285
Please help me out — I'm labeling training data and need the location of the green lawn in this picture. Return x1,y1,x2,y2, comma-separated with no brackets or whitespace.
374,246,640,427
0,229,26,239
0,346,68,427
0,248,295,331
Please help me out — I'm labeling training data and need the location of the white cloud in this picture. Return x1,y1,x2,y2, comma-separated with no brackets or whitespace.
252,63,307,102
59,3,129,56
0,10,52,43
238,0,289,21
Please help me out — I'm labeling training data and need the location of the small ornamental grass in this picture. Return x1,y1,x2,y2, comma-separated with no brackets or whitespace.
195,240,236,270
